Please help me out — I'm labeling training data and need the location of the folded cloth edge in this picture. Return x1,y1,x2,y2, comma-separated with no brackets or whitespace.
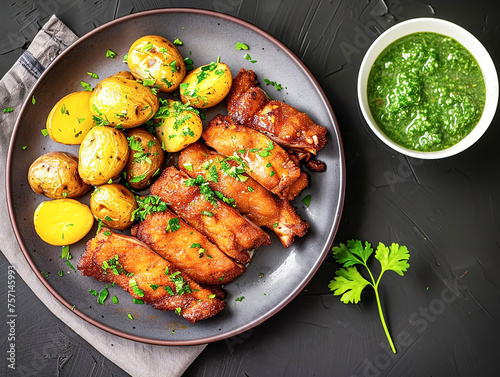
0,14,206,377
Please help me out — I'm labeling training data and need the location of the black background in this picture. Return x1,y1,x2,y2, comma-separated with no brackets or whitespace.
2,1,500,376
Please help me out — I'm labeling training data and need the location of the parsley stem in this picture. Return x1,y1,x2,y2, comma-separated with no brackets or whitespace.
366,265,396,354
373,283,396,353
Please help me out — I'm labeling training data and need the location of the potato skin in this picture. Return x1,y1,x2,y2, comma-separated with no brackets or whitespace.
78,126,129,186
28,152,90,199
180,62,232,108
128,35,186,93
89,71,159,129
90,184,138,230
154,100,203,152
125,128,164,189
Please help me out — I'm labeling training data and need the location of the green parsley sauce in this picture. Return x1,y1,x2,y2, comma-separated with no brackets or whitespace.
367,32,485,152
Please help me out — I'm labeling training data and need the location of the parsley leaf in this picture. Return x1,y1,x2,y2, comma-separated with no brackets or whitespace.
131,195,168,222
328,240,410,354
106,49,116,58
235,42,249,50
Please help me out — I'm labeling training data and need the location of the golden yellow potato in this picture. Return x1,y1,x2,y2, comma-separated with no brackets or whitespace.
125,128,164,189
34,199,94,246
46,91,94,144
78,126,129,186
154,100,202,152
28,152,91,199
180,61,232,108
89,71,159,129
127,35,186,93
90,184,137,230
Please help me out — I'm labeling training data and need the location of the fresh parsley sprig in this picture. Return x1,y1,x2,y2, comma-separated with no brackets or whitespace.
328,239,410,353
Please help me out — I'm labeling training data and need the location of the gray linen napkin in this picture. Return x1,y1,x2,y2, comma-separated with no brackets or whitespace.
0,15,205,377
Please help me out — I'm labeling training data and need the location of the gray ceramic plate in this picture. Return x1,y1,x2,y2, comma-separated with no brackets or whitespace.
7,9,345,345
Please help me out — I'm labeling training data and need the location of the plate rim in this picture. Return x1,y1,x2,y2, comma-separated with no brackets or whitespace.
6,7,346,346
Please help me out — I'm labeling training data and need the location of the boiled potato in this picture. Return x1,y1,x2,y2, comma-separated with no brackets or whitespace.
90,184,137,230
78,126,129,186
127,35,186,93
46,91,94,144
28,152,91,199
180,60,232,108
125,128,164,189
154,100,202,152
89,71,159,129
34,199,94,246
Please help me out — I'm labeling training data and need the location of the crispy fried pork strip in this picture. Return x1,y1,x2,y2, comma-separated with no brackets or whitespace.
203,115,307,200
179,142,309,247
131,210,244,285
150,166,270,264
78,230,225,323
226,68,327,155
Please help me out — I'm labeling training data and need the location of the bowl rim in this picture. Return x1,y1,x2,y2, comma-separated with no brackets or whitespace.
357,17,499,159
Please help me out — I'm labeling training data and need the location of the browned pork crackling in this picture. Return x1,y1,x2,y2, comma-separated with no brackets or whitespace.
203,115,308,201
131,209,245,285
179,142,309,247
226,68,327,155
150,166,271,264
78,230,225,323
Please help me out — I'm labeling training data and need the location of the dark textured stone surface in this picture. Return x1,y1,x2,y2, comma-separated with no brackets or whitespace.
2,0,500,376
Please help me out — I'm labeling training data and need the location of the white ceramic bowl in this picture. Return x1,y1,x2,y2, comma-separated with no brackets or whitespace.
357,17,499,159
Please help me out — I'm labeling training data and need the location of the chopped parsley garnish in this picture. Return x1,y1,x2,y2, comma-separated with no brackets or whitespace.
301,195,312,207
98,286,109,304
142,78,156,86
129,278,145,297
184,175,219,206
127,136,153,165
207,165,219,183
66,261,76,271
258,141,275,157
61,245,71,260
80,81,92,91
106,49,117,58
169,271,192,295
184,57,194,71
264,78,282,91
166,217,180,232
244,53,257,63
101,254,124,275
141,43,153,52
164,286,175,296
131,196,168,221
60,104,69,115
235,42,249,50
169,60,178,73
